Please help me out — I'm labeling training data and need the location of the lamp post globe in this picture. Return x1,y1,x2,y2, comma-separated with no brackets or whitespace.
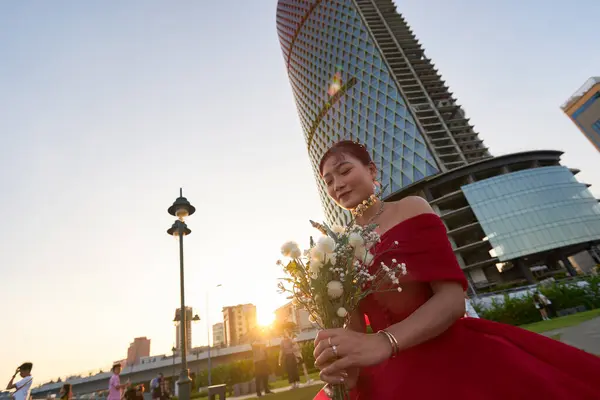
168,188,196,220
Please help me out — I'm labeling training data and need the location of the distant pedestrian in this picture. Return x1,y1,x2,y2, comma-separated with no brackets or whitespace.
533,292,551,321
279,332,300,389
150,373,160,400
151,373,169,400
59,383,72,400
107,364,129,400
540,292,555,317
292,338,312,384
464,293,480,318
5,362,34,400
252,340,273,397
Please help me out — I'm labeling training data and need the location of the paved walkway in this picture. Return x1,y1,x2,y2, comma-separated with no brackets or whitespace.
543,316,600,355
229,381,322,400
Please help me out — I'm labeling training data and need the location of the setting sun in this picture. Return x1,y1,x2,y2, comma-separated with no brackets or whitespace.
257,308,275,327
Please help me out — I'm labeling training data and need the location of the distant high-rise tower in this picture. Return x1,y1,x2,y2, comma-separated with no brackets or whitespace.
562,77,600,152
174,307,193,354
222,304,257,346
126,337,151,366
212,322,225,347
276,0,490,224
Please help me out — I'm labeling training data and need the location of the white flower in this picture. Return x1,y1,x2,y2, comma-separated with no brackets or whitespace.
397,287,403,292
281,241,301,258
310,247,325,262
348,233,364,248
325,252,337,266
290,247,302,258
311,258,323,270
331,224,346,234
354,246,367,260
380,262,390,272
337,307,348,318
316,236,336,253
309,260,322,277
327,281,344,299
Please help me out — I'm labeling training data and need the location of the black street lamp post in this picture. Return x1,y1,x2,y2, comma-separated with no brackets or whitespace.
167,188,196,400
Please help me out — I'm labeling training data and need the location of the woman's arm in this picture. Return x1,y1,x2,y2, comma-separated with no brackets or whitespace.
384,281,465,352
278,347,283,366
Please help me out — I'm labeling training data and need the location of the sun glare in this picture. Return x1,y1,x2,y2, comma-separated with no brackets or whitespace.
257,309,275,327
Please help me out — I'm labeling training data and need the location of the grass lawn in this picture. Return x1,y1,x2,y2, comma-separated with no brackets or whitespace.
519,309,600,333
243,384,322,400
268,372,320,390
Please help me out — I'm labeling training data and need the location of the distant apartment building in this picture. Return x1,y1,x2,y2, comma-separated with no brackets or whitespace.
222,304,257,346
174,307,193,354
126,337,151,365
275,302,315,332
562,77,600,151
212,322,225,347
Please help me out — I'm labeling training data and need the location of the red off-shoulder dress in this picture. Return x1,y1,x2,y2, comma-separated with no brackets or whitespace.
315,213,600,399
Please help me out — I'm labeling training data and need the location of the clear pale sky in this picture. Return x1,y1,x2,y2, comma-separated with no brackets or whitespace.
1,0,598,384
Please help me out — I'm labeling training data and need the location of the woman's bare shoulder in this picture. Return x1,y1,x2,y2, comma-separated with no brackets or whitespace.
386,196,436,223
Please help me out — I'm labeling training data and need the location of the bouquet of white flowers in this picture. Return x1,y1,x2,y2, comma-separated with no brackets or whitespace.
277,220,407,399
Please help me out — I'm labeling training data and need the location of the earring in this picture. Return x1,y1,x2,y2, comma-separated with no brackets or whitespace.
373,181,380,196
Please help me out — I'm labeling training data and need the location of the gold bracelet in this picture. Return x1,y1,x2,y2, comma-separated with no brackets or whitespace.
377,330,399,358
384,329,400,354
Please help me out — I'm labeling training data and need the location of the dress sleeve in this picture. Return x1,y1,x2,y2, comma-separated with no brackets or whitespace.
379,213,467,290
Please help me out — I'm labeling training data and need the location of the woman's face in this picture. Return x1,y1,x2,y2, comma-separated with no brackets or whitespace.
321,152,376,209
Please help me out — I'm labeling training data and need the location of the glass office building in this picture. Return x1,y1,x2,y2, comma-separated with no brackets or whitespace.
385,151,600,289
276,0,488,224
462,166,600,261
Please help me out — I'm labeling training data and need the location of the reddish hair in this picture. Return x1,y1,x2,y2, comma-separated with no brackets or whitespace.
319,140,373,175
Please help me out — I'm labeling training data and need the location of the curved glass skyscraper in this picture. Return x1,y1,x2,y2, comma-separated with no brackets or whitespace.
276,0,489,224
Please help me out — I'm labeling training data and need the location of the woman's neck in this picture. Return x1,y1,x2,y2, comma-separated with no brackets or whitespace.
354,197,382,226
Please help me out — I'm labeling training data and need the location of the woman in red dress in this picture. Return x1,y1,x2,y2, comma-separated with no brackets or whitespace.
313,140,600,399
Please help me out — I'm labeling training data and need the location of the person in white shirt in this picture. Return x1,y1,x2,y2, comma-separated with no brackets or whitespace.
6,362,34,400
464,293,480,318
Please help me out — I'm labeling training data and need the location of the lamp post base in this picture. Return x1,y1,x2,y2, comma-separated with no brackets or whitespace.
177,369,192,400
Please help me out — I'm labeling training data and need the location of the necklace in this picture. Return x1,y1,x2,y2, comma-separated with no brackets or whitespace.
351,195,385,226
366,200,385,225
351,194,377,218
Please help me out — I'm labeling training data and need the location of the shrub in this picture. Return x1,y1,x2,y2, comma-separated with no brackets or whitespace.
478,293,539,325
476,277,600,325
193,359,253,390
